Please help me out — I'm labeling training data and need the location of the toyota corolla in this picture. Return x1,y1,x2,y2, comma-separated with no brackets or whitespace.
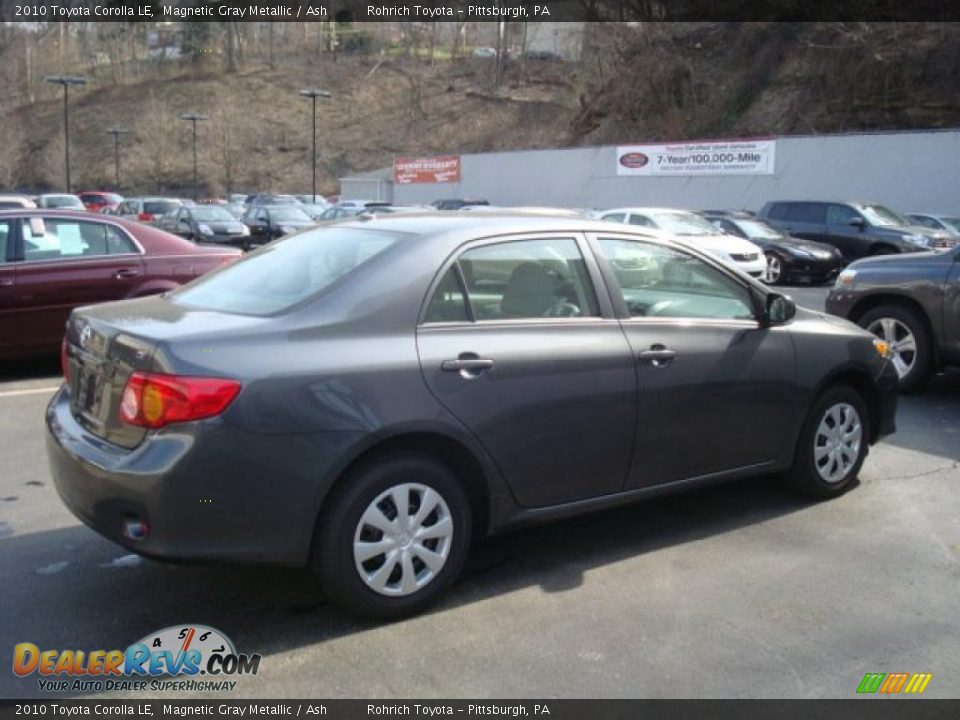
46,214,897,617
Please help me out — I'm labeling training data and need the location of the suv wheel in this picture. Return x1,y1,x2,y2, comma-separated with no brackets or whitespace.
785,385,869,498
313,453,472,618
858,305,932,392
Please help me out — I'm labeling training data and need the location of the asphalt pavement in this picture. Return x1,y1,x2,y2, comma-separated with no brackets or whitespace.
2,286,958,699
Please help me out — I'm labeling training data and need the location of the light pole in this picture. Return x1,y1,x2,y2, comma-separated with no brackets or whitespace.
298,89,331,203
105,127,130,191
179,113,207,201
44,75,87,192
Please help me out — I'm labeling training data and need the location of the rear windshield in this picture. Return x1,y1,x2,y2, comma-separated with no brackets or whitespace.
171,227,402,316
144,201,180,215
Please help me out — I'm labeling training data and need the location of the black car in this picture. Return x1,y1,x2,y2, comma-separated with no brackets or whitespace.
157,205,251,247
242,205,314,246
704,211,844,285
758,201,953,261
826,246,960,391
47,215,897,618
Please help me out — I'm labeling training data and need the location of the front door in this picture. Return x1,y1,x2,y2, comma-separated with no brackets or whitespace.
590,234,799,489
417,234,638,508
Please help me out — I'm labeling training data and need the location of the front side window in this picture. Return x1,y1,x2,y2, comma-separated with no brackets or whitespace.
826,204,863,226
457,238,599,321
172,227,401,316
597,238,755,321
628,214,655,228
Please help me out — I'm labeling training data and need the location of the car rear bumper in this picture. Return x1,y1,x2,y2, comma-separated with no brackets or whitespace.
45,386,358,567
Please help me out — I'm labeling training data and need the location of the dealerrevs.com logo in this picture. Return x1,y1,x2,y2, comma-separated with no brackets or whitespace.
13,624,261,693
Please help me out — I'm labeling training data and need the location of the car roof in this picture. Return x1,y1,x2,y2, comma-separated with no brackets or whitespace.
600,207,698,215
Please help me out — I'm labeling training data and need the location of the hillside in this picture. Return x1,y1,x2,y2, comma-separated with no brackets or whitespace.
1,22,958,196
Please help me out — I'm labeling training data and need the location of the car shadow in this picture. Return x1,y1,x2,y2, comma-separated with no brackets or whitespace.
883,369,960,462
1,475,812,697
0,354,60,383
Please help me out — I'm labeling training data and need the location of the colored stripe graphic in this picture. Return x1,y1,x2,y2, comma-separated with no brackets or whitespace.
857,673,886,694
903,674,933,694
858,672,932,694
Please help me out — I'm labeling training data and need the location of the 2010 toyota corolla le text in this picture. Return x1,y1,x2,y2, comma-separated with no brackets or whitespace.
46,214,898,618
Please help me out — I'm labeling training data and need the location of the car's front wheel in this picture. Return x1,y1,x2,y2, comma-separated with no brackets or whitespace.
313,453,472,618
785,385,869,498
858,305,932,392
762,252,784,285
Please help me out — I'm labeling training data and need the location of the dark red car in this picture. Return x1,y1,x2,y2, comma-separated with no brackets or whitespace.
0,210,241,359
77,192,123,213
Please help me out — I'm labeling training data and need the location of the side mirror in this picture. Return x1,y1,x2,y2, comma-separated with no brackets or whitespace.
765,293,796,325
848,217,866,230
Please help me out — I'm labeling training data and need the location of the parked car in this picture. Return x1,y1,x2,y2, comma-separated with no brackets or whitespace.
47,214,896,618
294,194,329,207
114,197,183,225
600,207,766,278
0,195,37,209
299,203,332,221
245,193,300,207
156,205,251,248
225,202,247,220
758,201,954,260
242,204,314,245
433,199,490,211
77,192,123,213
703,211,844,285
826,245,960,391
318,206,367,221
0,209,240,359
36,193,86,210
907,213,960,238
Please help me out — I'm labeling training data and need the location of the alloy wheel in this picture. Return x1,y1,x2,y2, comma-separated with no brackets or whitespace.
762,253,782,284
866,317,916,379
814,402,862,483
353,483,454,597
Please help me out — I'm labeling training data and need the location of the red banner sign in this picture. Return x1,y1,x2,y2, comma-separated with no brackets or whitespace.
394,156,461,184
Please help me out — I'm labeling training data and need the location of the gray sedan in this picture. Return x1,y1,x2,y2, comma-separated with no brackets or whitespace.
47,214,897,618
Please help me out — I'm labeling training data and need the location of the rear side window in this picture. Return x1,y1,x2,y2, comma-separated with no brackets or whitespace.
786,203,826,223
601,213,626,223
423,267,469,323
172,227,401,316
144,201,179,216
23,219,126,260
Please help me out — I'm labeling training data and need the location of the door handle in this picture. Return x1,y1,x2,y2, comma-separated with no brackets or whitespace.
639,345,677,368
114,268,140,279
441,355,494,376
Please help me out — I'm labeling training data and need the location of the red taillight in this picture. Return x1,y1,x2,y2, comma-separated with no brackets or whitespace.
138,212,154,222
61,338,71,383
118,372,241,429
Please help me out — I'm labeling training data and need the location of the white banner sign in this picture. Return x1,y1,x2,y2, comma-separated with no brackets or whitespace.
616,139,776,176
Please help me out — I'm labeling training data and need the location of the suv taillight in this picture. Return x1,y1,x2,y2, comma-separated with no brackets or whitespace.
119,372,241,429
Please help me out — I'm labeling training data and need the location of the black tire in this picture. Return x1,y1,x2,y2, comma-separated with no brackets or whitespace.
857,304,932,392
785,385,870,498
312,452,472,619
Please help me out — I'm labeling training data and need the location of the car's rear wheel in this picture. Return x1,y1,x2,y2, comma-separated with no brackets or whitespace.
762,252,783,285
785,385,869,498
858,305,932,392
313,453,472,618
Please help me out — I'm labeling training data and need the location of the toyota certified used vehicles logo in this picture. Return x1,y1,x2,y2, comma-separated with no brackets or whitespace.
619,152,649,169
13,624,261,693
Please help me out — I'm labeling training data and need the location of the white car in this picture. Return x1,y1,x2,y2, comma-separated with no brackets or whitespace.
600,207,766,278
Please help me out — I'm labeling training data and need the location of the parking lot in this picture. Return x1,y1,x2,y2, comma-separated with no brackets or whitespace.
2,284,958,700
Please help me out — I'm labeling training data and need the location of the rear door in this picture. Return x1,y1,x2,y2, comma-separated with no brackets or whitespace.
0,218,19,356
14,217,144,353
417,234,638,508
589,233,798,488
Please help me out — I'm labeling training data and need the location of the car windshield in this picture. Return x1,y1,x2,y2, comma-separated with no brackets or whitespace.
942,217,960,232
734,219,783,239
144,200,180,215
172,227,401,316
270,207,312,222
859,204,910,227
191,207,236,222
649,211,718,236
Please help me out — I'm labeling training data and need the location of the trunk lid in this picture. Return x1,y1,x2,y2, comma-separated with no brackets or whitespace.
64,295,265,449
